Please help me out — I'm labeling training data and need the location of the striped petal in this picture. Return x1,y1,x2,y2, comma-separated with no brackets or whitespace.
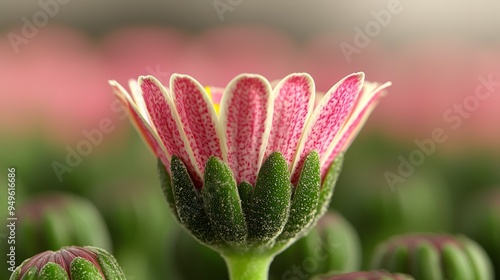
108,80,170,168
170,74,223,175
139,76,203,186
265,73,315,167
321,81,391,177
219,74,273,185
291,72,365,182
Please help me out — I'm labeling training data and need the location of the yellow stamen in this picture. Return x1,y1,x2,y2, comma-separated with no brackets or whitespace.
205,86,220,115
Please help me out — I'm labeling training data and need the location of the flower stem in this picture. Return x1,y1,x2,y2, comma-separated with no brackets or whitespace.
223,252,274,280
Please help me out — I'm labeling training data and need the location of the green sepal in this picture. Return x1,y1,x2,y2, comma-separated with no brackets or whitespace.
38,262,69,280
158,159,179,222
170,156,219,245
20,266,37,280
202,156,247,244
314,154,343,223
442,244,473,280
247,152,291,243
458,235,494,280
278,151,320,241
238,182,253,218
413,242,442,280
69,257,103,280
91,246,127,280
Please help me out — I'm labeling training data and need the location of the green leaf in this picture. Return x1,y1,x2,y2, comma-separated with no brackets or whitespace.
20,266,37,280
314,154,343,223
38,262,69,280
170,156,219,245
247,152,291,243
91,247,127,280
278,151,320,241
69,257,103,280
157,159,179,222
202,156,247,244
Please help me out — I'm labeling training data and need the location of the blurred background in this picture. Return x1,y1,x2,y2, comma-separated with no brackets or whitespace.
1,0,499,279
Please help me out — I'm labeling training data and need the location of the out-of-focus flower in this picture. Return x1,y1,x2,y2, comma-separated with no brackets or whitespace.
0,26,119,143
271,211,361,279
16,192,111,262
9,246,125,280
371,234,494,280
109,72,389,279
312,270,414,280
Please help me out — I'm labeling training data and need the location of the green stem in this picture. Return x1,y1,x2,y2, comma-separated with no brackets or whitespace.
223,253,274,280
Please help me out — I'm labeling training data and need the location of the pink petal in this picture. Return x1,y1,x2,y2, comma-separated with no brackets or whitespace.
291,73,365,182
265,73,315,167
321,82,391,177
109,80,170,169
170,74,223,175
139,76,203,186
219,74,273,185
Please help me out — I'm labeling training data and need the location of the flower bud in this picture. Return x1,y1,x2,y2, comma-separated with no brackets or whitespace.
9,246,126,280
460,188,500,277
271,211,361,279
312,270,414,280
371,234,494,280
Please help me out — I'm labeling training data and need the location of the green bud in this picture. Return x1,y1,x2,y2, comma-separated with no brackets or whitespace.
311,270,414,280
460,188,500,277
9,246,126,280
271,211,361,279
371,234,494,280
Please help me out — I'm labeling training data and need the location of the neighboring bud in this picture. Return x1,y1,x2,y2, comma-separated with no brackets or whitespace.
371,234,494,280
9,246,126,280
460,188,500,277
271,211,361,279
312,270,414,280
16,192,111,261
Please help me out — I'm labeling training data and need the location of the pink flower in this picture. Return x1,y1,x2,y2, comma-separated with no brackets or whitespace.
110,73,390,188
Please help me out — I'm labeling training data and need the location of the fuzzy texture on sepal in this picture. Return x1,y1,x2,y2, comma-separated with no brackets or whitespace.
170,156,220,245
163,151,345,258
278,151,320,241
314,154,344,223
371,234,494,280
247,152,292,244
202,156,247,244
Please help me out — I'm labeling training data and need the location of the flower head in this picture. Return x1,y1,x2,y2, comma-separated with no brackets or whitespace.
9,246,125,280
109,73,389,254
110,73,390,187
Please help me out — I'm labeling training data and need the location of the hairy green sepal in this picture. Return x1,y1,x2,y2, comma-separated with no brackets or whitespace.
160,152,344,257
